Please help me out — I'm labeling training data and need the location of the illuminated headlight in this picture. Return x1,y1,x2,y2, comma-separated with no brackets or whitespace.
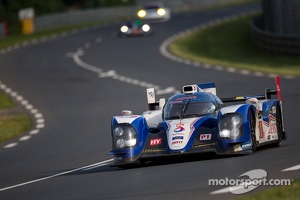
219,113,243,139
112,124,137,149
120,26,128,33
157,8,166,16
138,10,146,18
142,24,150,32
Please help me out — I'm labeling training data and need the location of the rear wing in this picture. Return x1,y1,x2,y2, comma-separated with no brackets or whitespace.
220,76,282,103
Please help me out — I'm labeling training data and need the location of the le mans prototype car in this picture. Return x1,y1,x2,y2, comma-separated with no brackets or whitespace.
119,20,152,37
137,2,171,22
109,77,286,167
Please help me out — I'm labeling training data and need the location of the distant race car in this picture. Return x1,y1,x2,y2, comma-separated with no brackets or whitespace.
109,77,286,167
137,2,171,22
119,20,152,37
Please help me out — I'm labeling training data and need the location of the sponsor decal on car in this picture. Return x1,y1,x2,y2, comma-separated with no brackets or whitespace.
200,134,211,140
150,138,162,146
172,136,184,140
174,124,185,132
172,141,183,145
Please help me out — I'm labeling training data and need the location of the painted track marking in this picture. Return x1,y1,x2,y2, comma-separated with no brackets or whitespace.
0,159,113,192
159,10,298,80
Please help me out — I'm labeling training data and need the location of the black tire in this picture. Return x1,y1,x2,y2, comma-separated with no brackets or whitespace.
274,105,283,147
249,110,257,153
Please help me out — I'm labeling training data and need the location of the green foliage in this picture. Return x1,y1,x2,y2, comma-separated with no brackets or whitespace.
237,180,300,200
82,0,135,8
0,0,135,35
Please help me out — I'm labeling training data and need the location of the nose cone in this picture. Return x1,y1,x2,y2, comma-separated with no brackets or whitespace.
166,118,201,150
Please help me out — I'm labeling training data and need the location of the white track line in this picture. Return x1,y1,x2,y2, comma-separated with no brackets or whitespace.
159,10,297,80
282,164,300,172
0,81,46,151
0,159,113,192
71,47,177,95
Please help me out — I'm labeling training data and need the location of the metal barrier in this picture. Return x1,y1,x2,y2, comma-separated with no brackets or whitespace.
251,16,300,55
33,0,246,32
0,22,5,38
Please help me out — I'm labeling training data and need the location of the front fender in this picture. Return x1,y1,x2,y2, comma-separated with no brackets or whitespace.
110,115,149,161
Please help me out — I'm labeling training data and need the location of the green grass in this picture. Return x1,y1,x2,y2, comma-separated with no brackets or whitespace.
237,180,300,200
0,113,31,143
169,14,300,76
0,92,31,143
0,91,14,109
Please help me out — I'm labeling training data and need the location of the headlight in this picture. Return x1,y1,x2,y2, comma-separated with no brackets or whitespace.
138,10,146,18
219,113,243,139
112,124,137,149
157,8,166,16
113,126,123,136
142,24,150,32
120,26,128,33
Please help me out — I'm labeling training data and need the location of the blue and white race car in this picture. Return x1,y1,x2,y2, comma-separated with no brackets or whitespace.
109,77,286,167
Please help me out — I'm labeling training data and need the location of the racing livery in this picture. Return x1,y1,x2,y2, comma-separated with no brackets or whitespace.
109,77,286,167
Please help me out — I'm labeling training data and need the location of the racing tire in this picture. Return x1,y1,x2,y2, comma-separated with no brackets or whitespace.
273,105,283,147
249,110,257,153
117,160,144,169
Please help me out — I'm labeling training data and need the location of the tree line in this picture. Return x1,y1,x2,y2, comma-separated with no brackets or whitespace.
0,0,136,35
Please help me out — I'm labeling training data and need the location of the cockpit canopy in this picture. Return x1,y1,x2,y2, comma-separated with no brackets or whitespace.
163,92,222,120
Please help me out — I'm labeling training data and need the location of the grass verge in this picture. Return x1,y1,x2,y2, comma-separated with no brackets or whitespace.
237,180,300,200
0,91,14,109
169,14,300,76
0,92,31,143
0,113,31,143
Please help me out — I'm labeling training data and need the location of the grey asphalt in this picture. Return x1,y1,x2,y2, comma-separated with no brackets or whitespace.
0,3,299,200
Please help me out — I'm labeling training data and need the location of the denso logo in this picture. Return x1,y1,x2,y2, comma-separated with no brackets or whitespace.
174,124,185,132
150,138,162,146
172,141,183,145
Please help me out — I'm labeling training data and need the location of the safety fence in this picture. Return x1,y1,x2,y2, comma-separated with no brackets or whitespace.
251,16,300,55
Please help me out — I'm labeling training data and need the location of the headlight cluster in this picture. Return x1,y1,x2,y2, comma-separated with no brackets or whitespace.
142,24,150,32
219,113,244,139
120,25,129,33
113,124,137,149
137,10,146,18
157,8,166,16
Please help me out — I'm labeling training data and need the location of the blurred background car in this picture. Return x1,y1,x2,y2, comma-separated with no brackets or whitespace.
137,2,171,22
119,20,152,37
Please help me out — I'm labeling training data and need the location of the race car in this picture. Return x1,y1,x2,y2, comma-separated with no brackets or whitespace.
109,76,286,167
119,20,152,37
137,2,171,22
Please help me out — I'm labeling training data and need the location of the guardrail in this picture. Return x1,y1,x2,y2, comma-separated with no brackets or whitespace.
1,0,249,37
34,0,247,32
251,15,300,55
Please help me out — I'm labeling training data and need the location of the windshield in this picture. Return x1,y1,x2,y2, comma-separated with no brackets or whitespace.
163,101,216,120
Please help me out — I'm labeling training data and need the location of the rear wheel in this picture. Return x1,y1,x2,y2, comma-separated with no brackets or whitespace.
249,111,257,153
274,105,283,147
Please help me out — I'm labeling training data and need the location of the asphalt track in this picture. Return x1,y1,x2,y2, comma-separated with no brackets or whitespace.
0,3,299,200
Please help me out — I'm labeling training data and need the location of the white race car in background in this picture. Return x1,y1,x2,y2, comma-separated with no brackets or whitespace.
137,2,171,22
